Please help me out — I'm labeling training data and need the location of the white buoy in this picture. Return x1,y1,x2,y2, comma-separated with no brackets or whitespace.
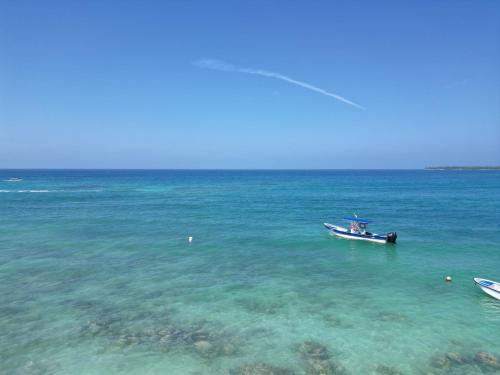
445,276,452,282
188,236,193,243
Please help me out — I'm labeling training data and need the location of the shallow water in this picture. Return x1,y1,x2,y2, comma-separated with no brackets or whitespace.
1,170,500,374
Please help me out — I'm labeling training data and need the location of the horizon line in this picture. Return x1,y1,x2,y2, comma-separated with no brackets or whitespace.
1,167,491,171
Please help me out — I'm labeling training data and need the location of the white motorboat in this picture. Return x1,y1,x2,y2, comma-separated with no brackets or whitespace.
324,216,397,244
6,177,23,182
474,278,500,300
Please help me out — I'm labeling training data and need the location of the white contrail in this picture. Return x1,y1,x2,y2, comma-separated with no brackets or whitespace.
192,58,365,110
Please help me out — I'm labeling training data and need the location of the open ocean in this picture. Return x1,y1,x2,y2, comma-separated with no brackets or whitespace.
1,169,500,375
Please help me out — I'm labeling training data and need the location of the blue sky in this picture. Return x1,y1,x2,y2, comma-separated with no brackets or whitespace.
1,0,499,168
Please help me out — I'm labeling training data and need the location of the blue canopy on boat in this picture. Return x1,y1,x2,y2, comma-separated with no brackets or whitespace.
343,217,370,224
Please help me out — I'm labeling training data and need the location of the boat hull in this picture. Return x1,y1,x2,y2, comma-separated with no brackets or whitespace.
323,223,391,244
474,278,500,300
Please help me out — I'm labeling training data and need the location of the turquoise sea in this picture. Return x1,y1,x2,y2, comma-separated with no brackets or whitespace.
1,170,500,375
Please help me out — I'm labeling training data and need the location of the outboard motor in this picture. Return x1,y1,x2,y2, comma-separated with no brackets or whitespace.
386,232,397,243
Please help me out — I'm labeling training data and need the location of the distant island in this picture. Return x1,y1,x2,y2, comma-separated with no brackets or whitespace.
425,166,500,170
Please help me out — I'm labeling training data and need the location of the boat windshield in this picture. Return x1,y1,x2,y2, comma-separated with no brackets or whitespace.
350,222,360,233
350,221,368,234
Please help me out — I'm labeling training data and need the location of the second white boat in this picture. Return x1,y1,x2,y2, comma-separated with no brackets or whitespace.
474,278,500,300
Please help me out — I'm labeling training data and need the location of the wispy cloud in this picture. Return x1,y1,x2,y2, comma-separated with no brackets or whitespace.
444,78,471,89
192,58,365,110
